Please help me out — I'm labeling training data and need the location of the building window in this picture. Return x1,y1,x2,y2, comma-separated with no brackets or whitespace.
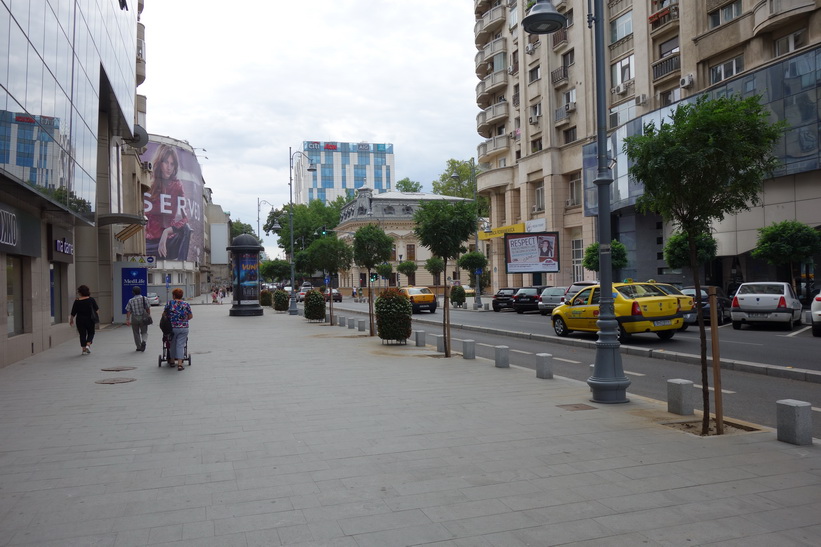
531,137,543,153
610,11,632,43
563,127,577,144
529,65,541,83
534,184,544,211
659,35,679,59
660,87,681,107
565,9,574,27
710,55,744,84
562,49,575,68
530,102,542,118
609,100,635,129
7,256,24,335
50,263,66,325
571,238,585,282
406,244,416,261
775,29,807,57
611,55,635,86
709,0,741,29
568,176,582,206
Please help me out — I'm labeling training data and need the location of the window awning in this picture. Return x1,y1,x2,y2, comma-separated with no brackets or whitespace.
114,223,145,242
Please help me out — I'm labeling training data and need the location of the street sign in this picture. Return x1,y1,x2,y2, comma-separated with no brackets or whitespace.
475,268,482,275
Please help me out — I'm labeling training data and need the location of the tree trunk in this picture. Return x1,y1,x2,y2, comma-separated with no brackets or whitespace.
689,234,711,435
368,273,375,336
443,260,451,357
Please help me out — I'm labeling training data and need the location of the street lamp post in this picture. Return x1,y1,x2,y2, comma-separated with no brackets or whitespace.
452,158,483,310
287,146,317,315
257,198,274,245
524,0,630,403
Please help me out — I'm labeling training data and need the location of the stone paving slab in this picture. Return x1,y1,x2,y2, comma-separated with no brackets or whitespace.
0,304,818,546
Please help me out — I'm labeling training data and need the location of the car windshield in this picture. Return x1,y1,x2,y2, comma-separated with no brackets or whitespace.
517,289,538,295
408,288,432,295
656,284,683,295
738,283,785,295
682,289,708,298
499,289,516,295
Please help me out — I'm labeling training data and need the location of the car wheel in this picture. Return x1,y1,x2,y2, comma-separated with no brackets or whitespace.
679,323,689,332
516,309,524,314
783,319,793,331
812,322,821,337
715,307,725,326
657,330,675,341
540,309,547,316
618,325,631,342
732,320,741,330
553,317,570,337
493,306,500,312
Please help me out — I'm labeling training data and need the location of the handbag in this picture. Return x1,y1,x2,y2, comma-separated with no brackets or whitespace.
92,309,100,324
142,297,153,325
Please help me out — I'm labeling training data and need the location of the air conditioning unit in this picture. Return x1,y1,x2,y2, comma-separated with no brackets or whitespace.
565,199,574,207
635,94,648,106
680,74,694,88
529,115,540,125
507,65,515,74
525,43,536,55
141,161,153,171
532,205,541,213
564,102,576,113
614,83,627,95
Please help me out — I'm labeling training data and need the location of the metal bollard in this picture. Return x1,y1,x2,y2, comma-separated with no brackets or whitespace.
415,330,426,347
535,353,553,379
338,316,346,327
463,340,475,360
667,379,695,416
494,345,509,368
358,318,366,332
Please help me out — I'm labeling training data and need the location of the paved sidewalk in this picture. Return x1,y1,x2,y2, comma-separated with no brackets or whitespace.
0,305,818,546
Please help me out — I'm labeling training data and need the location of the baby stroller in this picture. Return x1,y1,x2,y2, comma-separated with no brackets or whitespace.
157,312,191,367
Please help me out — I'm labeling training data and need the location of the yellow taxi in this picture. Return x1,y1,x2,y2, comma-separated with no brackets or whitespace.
646,281,695,331
398,287,438,314
551,282,683,341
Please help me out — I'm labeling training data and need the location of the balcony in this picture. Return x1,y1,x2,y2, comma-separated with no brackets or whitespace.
474,5,506,47
753,0,816,36
476,70,509,107
551,27,567,49
477,102,510,138
551,65,569,86
652,53,681,81
475,37,506,78
649,1,679,35
477,135,510,163
474,0,490,14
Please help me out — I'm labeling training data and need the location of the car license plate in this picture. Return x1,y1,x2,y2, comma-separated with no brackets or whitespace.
419,304,430,309
654,320,672,327
748,312,767,318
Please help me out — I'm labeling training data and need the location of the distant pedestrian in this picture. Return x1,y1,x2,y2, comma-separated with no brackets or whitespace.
164,288,193,371
69,285,99,355
124,286,151,352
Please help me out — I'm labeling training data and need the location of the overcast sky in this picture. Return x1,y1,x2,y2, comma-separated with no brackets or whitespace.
139,1,480,258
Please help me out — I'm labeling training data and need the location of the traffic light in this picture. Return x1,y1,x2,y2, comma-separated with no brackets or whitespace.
370,272,378,282
321,225,327,236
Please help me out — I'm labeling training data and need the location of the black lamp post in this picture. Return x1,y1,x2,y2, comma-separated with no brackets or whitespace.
523,0,630,403
287,147,317,315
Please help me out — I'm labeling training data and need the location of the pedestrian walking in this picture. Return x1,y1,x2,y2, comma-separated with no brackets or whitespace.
124,286,151,352
164,288,193,371
69,285,99,355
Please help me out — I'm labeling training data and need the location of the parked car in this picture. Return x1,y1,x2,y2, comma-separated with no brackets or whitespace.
512,286,550,314
811,292,821,337
399,286,437,314
539,286,568,316
492,287,520,312
731,281,802,330
323,288,342,302
297,284,313,302
563,281,597,302
145,292,160,306
551,282,683,341
648,282,695,330
681,286,732,326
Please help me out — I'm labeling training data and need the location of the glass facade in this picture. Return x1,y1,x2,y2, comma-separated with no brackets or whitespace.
583,46,821,217
302,141,395,204
0,1,137,221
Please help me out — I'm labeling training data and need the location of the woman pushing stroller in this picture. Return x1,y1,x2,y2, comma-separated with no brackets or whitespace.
163,288,193,371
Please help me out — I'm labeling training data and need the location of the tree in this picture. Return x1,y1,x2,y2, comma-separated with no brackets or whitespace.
664,232,717,270
260,259,291,283
414,200,477,356
353,224,394,335
425,257,444,285
376,262,393,286
457,251,489,300
230,219,257,241
624,94,783,435
396,260,418,284
433,159,489,216
582,240,628,273
395,177,422,192
265,198,344,253
751,220,821,293
304,237,353,323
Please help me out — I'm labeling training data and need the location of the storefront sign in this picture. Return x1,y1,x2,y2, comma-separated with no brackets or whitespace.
0,203,41,257
48,225,75,263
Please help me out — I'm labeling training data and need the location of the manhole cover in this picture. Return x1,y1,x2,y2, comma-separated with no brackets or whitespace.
95,377,137,384
557,403,597,411
100,366,136,372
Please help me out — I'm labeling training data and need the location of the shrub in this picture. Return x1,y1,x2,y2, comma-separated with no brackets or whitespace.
260,289,273,307
375,288,412,343
273,289,289,311
450,285,466,307
303,289,326,321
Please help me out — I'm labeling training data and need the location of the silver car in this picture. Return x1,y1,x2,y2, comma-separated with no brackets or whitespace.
539,286,568,316
731,281,802,330
145,292,160,306
811,291,821,337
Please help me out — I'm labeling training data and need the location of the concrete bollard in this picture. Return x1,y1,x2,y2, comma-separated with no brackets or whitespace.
536,353,553,379
667,379,695,416
338,316,346,327
494,346,509,368
776,399,812,446
463,340,475,360
415,330,426,347
432,335,445,353
348,318,356,329
358,319,366,332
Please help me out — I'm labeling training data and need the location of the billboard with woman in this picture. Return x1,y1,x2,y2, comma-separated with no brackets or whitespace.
504,232,560,274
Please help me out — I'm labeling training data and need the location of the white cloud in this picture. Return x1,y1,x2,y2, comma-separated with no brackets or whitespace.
140,1,480,257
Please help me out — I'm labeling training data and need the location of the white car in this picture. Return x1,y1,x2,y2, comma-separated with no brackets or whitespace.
145,292,160,306
811,292,821,337
730,281,802,331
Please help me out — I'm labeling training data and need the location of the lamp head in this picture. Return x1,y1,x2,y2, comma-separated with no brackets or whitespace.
272,219,282,231
306,162,317,172
522,0,566,35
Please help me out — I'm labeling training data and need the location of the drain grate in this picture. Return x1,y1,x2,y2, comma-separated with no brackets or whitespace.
100,366,136,372
557,403,597,411
95,377,136,384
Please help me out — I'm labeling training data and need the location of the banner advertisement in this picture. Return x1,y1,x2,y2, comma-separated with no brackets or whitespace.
236,252,260,305
120,267,148,312
140,142,204,262
504,232,560,274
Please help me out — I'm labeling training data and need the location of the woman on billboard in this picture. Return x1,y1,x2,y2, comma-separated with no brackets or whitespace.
145,144,191,259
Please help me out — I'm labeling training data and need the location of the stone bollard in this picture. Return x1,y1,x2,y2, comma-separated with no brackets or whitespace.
536,353,553,379
415,330,426,347
348,317,356,329
776,399,812,446
338,316,346,327
495,346,509,368
667,379,695,416
433,335,445,353
358,319,366,332
463,340,475,360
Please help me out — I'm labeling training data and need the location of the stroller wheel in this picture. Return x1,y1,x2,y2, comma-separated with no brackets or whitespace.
187,355,192,366
158,355,162,367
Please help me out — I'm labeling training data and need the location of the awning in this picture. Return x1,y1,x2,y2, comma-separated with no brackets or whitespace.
115,223,144,242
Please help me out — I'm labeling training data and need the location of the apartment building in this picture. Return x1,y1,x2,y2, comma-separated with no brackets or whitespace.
476,0,821,294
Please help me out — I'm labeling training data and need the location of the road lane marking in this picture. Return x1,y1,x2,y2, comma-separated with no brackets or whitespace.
784,326,810,337
813,407,821,413
554,357,582,364
624,371,646,377
694,384,736,394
